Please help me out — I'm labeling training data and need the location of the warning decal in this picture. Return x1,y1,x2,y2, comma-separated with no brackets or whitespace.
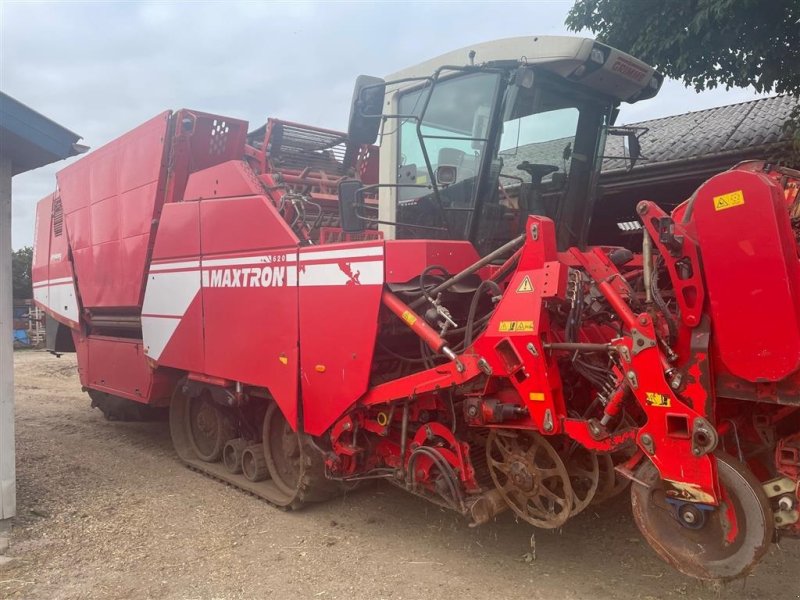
516,275,534,293
713,190,744,211
499,320,534,332
645,392,671,408
401,310,417,326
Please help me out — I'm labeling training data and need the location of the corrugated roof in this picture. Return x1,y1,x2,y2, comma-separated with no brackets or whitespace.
0,92,84,175
604,94,797,172
501,95,798,182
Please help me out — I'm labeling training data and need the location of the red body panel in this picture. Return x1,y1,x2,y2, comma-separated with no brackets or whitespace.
299,242,384,435
31,193,80,327
384,240,479,283
693,170,800,382
183,160,264,201
75,334,176,405
57,112,171,309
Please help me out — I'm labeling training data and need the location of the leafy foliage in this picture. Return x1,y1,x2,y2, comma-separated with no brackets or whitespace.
12,246,33,300
566,0,800,95
566,0,800,164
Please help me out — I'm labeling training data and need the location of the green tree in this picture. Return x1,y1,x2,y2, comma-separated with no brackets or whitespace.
12,246,33,300
567,0,800,161
566,0,800,95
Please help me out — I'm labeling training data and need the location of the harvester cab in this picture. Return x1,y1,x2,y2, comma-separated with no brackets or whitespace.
343,36,661,254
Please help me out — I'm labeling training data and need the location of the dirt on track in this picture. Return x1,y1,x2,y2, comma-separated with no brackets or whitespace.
2,350,799,600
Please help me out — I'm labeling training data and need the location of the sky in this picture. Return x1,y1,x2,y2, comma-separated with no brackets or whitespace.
1,0,769,249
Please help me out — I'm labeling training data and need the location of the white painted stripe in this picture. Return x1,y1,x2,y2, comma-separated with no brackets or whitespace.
142,270,201,317
201,255,297,268
141,316,181,361
33,276,74,287
300,246,383,262
33,285,48,307
46,282,80,323
149,260,201,272
298,260,383,287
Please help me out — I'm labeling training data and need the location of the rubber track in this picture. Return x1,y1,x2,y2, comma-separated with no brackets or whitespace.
170,389,339,510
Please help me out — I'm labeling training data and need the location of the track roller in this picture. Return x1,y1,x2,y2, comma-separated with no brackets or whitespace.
223,438,248,474
242,444,269,482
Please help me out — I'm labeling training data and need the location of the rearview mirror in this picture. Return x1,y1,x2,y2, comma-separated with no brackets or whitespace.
623,132,642,169
338,179,365,233
347,75,386,145
606,127,647,171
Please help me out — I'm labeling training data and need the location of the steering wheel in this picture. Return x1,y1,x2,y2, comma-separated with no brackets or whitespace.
517,161,559,186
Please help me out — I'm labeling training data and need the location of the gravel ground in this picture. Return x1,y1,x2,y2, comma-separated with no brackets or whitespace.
1,350,799,600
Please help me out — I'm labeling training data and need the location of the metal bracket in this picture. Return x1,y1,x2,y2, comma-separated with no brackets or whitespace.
626,370,639,389
763,477,795,498
691,418,718,457
630,328,657,356
477,357,493,376
617,345,631,363
542,409,554,432
774,509,799,527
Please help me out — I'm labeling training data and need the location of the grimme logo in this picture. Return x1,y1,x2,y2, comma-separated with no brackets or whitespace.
202,256,291,288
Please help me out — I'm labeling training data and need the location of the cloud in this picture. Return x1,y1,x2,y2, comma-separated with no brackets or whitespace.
3,0,768,248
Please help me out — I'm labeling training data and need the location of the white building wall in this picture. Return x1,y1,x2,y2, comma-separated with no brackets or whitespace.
0,155,15,521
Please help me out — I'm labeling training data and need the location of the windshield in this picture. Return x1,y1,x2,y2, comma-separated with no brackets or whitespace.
395,71,501,239
391,68,611,251
499,107,579,183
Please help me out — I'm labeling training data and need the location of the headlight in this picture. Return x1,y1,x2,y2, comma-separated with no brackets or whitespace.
590,47,606,64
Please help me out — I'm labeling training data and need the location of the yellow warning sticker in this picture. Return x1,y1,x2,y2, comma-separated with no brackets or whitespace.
499,320,534,332
713,190,744,211
529,392,545,402
401,310,417,326
645,392,671,408
516,275,534,294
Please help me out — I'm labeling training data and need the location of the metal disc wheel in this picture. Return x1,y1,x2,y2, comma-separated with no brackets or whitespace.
487,430,574,529
592,452,630,504
186,394,231,462
262,403,304,496
565,445,600,516
631,453,773,581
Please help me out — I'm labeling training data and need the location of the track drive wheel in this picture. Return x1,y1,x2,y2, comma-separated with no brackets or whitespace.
262,403,338,507
186,393,233,462
631,453,773,581
487,430,573,529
